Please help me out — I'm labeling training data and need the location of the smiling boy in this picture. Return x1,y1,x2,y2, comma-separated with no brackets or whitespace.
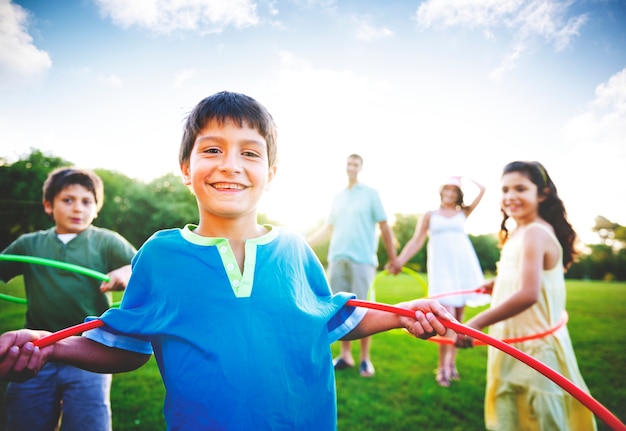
0,91,451,430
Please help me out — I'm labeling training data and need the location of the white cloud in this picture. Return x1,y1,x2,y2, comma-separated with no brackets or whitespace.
558,67,626,233
415,0,586,79
509,0,586,51
98,74,124,88
0,0,51,88
488,41,526,83
173,68,197,88
352,16,394,41
415,0,521,29
94,0,260,34
563,67,626,156
267,0,279,16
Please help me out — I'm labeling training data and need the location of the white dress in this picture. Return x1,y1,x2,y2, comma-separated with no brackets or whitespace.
427,212,487,307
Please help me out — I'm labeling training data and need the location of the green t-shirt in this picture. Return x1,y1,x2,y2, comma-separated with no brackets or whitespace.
0,226,137,332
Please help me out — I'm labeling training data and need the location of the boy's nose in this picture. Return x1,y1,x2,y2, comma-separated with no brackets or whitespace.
220,153,242,173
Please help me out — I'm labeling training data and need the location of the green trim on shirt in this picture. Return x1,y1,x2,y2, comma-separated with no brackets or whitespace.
180,224,277,297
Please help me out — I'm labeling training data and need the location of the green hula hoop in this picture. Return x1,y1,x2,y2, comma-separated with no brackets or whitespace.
0,292,27,304
0,254,121,307
367,267,428,301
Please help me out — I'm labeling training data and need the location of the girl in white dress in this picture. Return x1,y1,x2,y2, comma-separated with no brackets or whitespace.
390,176,486,387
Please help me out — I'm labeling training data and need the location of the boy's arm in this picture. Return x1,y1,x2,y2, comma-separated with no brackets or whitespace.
0,329,150,382
342,299,452,340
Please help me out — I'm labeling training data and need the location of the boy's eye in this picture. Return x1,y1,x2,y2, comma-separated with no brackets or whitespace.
242,150,260,158
203,148,221,154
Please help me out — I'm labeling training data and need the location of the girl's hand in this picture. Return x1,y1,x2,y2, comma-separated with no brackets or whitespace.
478,280,494,295
454,318,482,348
385,261,402,275
455,333,475,348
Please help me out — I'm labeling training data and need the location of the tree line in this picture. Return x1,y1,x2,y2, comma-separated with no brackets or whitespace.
2,149,624,281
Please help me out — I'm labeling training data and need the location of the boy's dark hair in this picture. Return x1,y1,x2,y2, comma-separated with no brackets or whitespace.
42,167,104,212
498,161,579,269
179,91,278,168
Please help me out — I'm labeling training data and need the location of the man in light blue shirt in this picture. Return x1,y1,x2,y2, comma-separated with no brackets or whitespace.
308,154,398,377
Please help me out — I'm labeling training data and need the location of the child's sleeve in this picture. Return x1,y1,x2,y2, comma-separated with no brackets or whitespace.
83,319,153,354
326,292,367,343
296,229,368,343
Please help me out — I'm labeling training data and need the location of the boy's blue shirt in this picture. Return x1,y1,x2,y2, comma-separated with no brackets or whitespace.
86,225,365,430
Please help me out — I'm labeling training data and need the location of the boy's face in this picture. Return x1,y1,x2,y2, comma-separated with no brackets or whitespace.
43,184,98,234
181,118,276,223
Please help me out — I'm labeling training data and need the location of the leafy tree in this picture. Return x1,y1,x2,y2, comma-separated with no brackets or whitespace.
615,248,626,281
96,171,203,247
592,216,625,248
568,244,615,280
0,149,71,249
94,169,153,248
469,233,500,274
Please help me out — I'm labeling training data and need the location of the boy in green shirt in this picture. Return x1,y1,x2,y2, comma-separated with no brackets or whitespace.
0,167,136,431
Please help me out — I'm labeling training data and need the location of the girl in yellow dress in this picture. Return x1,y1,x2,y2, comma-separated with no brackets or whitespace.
455,161,597,431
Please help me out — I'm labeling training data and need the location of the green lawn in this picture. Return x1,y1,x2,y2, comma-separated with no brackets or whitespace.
1,275,624,430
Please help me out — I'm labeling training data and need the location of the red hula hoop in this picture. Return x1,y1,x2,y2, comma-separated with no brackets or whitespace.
425,286,490,300
29,299,625,430
347,299,626,431
429,310,568,345
33,319,104,348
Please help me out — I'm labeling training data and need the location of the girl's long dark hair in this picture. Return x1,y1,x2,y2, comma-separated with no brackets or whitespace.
499,161,579,269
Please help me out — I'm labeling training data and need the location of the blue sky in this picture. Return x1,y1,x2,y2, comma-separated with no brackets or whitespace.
1,0,625,242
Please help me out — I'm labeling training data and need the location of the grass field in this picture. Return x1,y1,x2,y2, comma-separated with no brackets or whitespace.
1,274,625,430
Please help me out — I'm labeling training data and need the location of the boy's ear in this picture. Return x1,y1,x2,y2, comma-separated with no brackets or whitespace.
42,200,53,216
180,164,191,185
265,165,277,191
